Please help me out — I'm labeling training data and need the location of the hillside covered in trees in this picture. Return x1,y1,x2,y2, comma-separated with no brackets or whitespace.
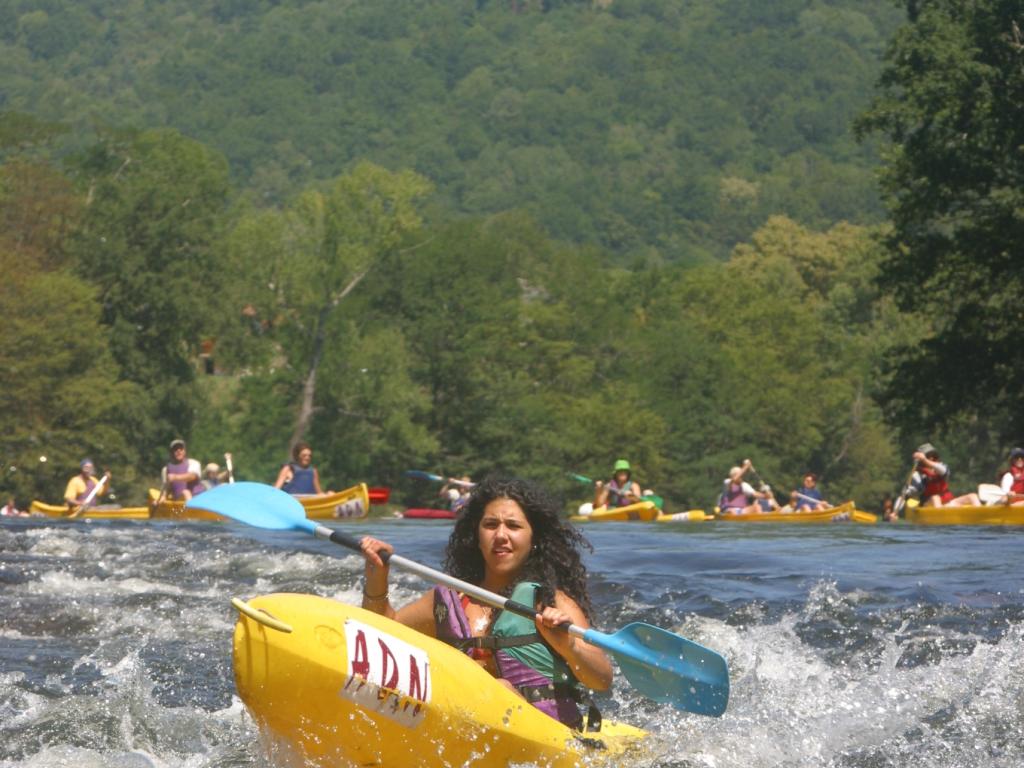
2,0,1017,511
2,0,902,260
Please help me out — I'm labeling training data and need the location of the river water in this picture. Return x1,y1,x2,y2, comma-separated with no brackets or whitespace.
1,516,1021,767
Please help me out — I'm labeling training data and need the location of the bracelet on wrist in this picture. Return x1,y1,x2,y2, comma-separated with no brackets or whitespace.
363,588,389,601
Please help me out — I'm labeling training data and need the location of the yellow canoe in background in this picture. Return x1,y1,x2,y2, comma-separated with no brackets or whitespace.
28,500,151,520
711,501,877,524
293,483,369,519
232,593,647,768
905,504,1024,526
147,483,369,521
569,500,659,523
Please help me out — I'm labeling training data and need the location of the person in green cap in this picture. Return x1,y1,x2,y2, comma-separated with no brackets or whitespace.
593,459,643,510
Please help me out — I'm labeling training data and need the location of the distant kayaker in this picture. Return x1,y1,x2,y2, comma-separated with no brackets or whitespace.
881,494,898,522
1,496,27,517
159,439,204,502
793,472,831,511
200,460,230,491
359,476,612,730
719,460,769,515
439,475,473,515
274,441,325,495
997,447,1024,506
594,459,642,509
907,443,980,508
63,458,110,511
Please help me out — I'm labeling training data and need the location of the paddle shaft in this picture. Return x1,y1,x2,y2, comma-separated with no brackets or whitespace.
317,526,586,640
795,491,829,505
576,473,640,502
226,453,235,484
893,463,917,515
70,472,109,517
747,464,769,489
406,470,475,488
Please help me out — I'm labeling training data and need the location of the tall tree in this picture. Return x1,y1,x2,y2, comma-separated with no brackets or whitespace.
0,156,148,503
224,161,432,451
856,0,1024,441
70,129,232,451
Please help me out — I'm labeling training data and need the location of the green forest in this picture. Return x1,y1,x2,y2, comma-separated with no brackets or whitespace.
2,0,1022,512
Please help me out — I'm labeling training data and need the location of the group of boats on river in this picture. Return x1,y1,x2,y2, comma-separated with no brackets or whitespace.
5,440,1024,527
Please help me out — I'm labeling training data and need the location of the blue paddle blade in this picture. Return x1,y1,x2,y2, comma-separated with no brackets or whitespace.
404,470,444,483
585,622,730,717
186,482,315,532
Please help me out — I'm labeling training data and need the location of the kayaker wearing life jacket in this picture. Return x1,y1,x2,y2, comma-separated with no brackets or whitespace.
908,443,981,508
718,459,768,515
63,458,109,509
160,439,204,501
273,441,325,495
997,447,1024,506
359,477,611,730
594,459,642,509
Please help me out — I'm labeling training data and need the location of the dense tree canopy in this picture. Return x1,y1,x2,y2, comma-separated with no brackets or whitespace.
857,0,1024,449
0,0,901,261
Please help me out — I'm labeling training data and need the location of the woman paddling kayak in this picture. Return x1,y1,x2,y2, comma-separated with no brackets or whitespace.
359,476,611,729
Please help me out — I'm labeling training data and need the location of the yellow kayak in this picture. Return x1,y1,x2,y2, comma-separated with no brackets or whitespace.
28,500,151,520
711,501,877,524
147,483,369,521
905,504,1024,526
232,593,646,767
569,500,659,523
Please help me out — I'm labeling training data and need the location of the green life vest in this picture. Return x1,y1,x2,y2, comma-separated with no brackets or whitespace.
492,582,574,685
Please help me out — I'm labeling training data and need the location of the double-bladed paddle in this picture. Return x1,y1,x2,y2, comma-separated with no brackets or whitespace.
404,470,475,487
188,482,730,717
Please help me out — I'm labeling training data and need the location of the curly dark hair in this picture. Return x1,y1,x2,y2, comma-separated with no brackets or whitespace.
442,476,597,619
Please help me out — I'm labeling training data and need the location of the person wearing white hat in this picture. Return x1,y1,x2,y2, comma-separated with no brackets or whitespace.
160,439,203,502
200,461,230,491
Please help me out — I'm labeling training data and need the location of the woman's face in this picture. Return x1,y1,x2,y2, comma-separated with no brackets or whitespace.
297,448,312,467
477,498,533,581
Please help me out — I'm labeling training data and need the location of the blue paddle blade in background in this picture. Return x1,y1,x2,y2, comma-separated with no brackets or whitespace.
586,623,730,717
186,482,314,531
404,470,445,483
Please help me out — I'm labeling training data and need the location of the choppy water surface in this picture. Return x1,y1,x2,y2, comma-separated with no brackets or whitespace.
1,517,1021,767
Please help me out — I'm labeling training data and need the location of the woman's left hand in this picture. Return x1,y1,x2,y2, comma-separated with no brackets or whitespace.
534,605,575,654
534,599,613,691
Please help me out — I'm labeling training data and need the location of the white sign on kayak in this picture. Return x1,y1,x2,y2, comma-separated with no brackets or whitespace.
340,619,431,728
